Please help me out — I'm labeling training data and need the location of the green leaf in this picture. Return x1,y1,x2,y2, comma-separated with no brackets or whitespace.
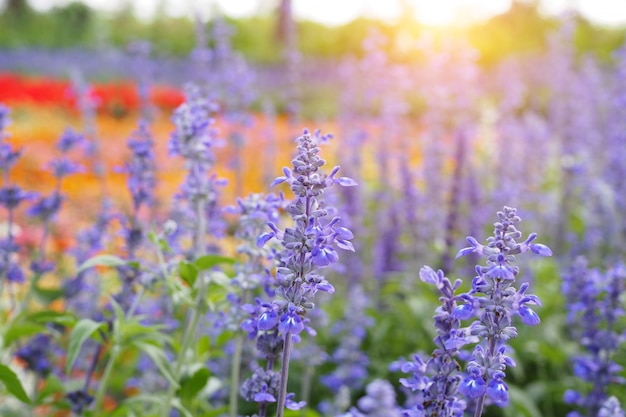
4,323,45,347
505,385,543,417
35,374,64,403
284,410,322,417
179,367,210,401
124,393,164,407
197,335,211,356
170,398,193,417
77,254,127,273
194,255,235,271
133,342,179,389
27,310,77,327
0,364,31,403
66,319,105,375
179,261,198,287
198,406,228,417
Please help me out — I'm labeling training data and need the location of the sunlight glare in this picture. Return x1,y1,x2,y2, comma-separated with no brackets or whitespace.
411,0,511,27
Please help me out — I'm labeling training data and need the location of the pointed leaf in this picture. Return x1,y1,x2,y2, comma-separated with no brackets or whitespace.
0,364,31,403
133,342,179,389
194,255,235,271
179,367,210,401
66,319,105,375
179,261,198,287
4,323,45,347
77,254,127,273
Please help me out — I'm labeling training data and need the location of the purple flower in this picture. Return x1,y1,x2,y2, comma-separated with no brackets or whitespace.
278,305,304,335
66,390,94,415
0,186,36,209
459,370,486,399
124,121,156,213
15,334,53,377
562,258,626,417
400,267,474,416
49,158,84,179
0,143,21,171
244,129,355,415
27,193,63,221
453,207,550,415
56,128,85,153
486,375,509,406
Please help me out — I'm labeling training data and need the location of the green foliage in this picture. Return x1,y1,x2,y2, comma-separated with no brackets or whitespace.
66,318,105,374
0,363,31,403
77,254,128,273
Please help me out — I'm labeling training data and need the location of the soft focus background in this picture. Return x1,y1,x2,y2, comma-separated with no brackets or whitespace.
1,0,626,416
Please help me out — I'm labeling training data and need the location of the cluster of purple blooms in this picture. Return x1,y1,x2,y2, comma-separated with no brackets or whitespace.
562,258,625,417
399,206,552,417
241,129,356,416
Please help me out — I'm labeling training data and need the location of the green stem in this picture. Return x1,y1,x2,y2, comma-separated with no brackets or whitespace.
300,365,313,417
275,331,293,417
161,195,208,417
229,288,249,417
160,300,203,417
94,344,120,416
229,330,245,417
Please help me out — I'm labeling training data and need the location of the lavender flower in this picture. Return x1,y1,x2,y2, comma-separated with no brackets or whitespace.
342,379,402,417
56,128,85,153
562,258,626,417
321,285,372,394
598,397,625,417
453,206,551,415
400,266,477,417
15,334,54,377
0,103,10,137
168,83,225,256
250,129,356,417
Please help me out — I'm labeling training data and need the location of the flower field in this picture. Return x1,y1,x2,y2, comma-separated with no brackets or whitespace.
0,7,625,417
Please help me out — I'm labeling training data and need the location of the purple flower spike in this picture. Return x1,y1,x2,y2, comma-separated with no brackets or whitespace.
450,207,550,416
243,129,355,415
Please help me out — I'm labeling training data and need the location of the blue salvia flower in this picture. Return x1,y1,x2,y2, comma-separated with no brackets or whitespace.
122,120,156,258
0,104,21,174
400,266,478,417
56,127,85,153
127,40,155,121
15,334,55,377
253,128,356,417
168,83,225,255
341,379,402,417
320,285,372,394
598,397,625,417
562,258,626,417
0,104,10,138
231,193,285,293
0,105,37,288
453,206,551,415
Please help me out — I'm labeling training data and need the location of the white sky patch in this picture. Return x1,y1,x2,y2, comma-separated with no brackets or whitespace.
578,0,626,27
15,0,626,26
